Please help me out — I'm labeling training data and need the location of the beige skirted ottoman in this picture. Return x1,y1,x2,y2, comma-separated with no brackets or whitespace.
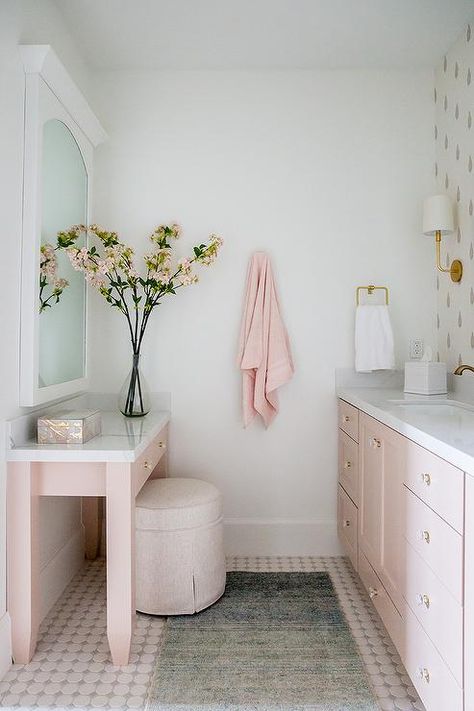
135,477,226,615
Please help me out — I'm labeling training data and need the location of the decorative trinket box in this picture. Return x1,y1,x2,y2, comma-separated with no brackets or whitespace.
37,409,102,444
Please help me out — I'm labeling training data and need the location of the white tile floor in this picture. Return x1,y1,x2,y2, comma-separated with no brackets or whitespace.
0,557,424,711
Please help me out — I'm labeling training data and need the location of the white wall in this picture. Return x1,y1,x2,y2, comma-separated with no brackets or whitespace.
0,0,92,674
89,69,437,555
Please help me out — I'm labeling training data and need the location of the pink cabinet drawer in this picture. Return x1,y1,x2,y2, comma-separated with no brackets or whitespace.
405,440,464,533
403,541,463,685
404,488,463,603
338,400,359,442
401,604,463,711
337,485,358,571
358,551,403,655
338,430,359,505
133,427,168,496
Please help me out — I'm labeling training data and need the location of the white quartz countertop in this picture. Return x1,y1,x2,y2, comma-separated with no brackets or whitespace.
6,410,170,463
337,387,474,477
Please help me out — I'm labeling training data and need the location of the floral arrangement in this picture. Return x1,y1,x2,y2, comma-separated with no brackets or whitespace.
39,223,223,416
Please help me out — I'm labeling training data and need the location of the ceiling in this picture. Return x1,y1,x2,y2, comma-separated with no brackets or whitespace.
54,0,474,71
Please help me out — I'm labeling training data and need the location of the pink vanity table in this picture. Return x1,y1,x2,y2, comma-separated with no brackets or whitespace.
6,408,170,666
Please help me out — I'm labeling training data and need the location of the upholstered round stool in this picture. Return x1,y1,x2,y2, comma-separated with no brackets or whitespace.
135,477,226,615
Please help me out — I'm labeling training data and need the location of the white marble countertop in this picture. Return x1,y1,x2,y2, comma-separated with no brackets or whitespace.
6,410,170,463
337,386,474,477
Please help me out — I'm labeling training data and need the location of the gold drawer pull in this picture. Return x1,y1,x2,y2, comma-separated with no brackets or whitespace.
343,415,350,423
343,519,351,528
368,586,378,599
144,461,151,470
344,460,352,469
418,667,430,684
421,530,431,544
421,473,431,486
158,441,166,449
370,437,381,449
416,593,431,609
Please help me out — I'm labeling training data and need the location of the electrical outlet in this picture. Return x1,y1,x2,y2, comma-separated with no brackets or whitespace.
410,339,424,359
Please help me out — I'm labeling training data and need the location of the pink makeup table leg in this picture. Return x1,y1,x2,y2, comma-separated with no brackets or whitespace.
106,462,136,666
7,462,40,664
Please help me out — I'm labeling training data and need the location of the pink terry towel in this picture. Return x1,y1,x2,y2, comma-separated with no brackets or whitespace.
237,252,294,428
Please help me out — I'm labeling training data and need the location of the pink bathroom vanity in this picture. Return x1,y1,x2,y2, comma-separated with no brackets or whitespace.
337,389,474,711
6,409,170,666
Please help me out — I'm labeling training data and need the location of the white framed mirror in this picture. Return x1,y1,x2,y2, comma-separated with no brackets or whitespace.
19,45,107,406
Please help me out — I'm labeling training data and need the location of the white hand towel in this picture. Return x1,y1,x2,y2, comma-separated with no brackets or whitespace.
355,304,395,372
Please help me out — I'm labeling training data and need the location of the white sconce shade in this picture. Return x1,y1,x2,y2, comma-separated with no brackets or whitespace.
422,193,462,282
422,194,454,236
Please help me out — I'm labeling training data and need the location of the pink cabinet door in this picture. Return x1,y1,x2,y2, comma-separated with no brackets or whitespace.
379,422,405,612
359,413,384,571
359,413,405,613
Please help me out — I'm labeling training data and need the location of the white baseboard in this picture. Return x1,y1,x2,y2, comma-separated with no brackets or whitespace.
224,518,343,557
40,527,84,622
0,612,11,680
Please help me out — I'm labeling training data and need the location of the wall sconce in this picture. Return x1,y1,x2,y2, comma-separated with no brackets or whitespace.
422,194,462,283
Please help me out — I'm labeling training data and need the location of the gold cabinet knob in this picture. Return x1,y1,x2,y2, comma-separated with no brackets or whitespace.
421,530,431,544
421,473,431,486
368,586,378,599
144,461,151,470
343,415,350,423
344,460,352,469
418,667,430,684
416,593,431,609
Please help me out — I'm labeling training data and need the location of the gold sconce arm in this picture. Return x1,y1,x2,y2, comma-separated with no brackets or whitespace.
435,230,463,283
435,231,449,273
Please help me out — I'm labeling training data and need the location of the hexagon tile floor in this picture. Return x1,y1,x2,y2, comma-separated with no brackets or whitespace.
0,556,425,711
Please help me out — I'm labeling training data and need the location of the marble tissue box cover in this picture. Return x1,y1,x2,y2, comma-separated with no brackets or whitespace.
37,409,102,444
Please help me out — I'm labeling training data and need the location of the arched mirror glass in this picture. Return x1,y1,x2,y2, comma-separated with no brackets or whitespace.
38,119,87,388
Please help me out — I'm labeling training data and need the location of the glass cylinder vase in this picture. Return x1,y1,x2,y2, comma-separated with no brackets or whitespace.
118,352,150,418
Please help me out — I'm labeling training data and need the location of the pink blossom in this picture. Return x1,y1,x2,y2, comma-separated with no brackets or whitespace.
97,258,115,274
54,278,69,290
178,257,192,273
179,273,199,287
40,244,57,278
85,271,105,288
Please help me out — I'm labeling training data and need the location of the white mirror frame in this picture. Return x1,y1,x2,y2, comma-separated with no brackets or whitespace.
19,45,107,406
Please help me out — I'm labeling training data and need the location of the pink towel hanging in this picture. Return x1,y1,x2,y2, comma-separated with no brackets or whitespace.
237,252,294,428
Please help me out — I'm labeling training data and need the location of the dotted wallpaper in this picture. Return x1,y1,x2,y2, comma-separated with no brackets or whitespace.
435,21,474,368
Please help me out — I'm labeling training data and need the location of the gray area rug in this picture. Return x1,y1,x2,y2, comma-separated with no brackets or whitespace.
147,572,379,711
